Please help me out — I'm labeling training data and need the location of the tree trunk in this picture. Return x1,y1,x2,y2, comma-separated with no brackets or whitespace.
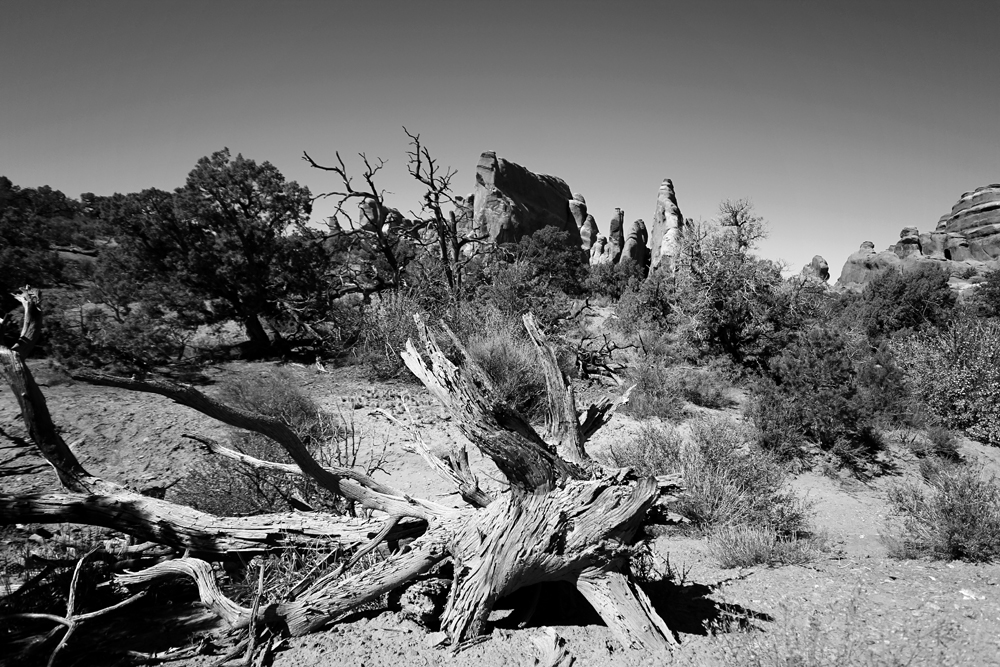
243,312,272,352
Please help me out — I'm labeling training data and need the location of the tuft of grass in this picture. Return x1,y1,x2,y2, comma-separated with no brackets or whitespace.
707,525,831,569
884,462,1000,562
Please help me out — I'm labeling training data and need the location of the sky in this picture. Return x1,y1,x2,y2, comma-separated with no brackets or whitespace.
2,0,998,280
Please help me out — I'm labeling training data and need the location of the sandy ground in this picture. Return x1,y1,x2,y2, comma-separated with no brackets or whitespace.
3,360,1000,666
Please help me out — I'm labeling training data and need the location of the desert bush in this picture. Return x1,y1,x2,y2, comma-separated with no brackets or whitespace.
606,417,810,535
174,369,380,516
970,269,1000,317
747,328,884,469
503,226,587,296
906,426,961,461
857,264,956,340
884,462,1000,562
360,290,426,379
465,327,548,421
894,317,1000,445
585,260,647,299
707,525,829,569
620,364,687,421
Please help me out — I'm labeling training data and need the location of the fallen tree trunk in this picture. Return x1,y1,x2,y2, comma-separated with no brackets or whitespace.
1,288,683,654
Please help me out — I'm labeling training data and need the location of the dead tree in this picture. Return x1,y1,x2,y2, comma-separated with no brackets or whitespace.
1,288,683,653
303,130,489,303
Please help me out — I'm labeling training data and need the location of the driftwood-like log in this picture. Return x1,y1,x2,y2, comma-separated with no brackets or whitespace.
0,492,423,555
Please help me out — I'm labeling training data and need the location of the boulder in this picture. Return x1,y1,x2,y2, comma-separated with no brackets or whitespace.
800,255,830,282
648,179,684,271
473,151,582,246
580,215,599,252
620,219,649,267
936,184,1000,261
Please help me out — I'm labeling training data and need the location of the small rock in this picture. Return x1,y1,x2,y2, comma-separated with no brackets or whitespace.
425,631,448,648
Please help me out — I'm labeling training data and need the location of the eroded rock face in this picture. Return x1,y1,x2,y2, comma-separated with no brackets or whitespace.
569,194,588,230
604,209,624,264
472,151,581,246
936,184,1000,261
649,179,684,271
800,255,830,282
590,236,611,264
580,215,599,252
620,219,649,266
893,227,922,260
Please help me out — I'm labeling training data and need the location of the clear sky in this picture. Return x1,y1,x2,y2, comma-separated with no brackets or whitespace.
2,1,997,279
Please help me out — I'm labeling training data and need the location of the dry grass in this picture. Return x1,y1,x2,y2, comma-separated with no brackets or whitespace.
707,526,832,569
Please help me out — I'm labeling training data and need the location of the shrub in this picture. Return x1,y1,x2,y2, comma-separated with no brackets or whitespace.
747,328,884,469
606,417,811,536
907,427,961,461
465,328,547,422
585,261,646,300
621,358,733,420
857,264,956,340
884,463,1000,562
894,317,1000,445
360,290,425,379
971,268,1000,317
620,364,687,421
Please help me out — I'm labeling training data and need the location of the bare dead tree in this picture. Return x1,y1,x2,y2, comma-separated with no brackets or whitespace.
1,288,684,656
303,130,490,305
302,149,414,300
402,127,489,297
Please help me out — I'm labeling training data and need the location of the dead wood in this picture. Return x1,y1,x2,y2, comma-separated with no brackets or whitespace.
1,289,683,654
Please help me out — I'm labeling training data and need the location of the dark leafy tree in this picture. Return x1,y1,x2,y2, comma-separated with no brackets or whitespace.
856,263,956,340
98,150,313,352
658,201,821,370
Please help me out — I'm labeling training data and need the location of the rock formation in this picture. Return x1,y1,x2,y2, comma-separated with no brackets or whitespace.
473,151,582,247
893,227,922,260
604,209,624,264
648,179,684,272
590,236,611,264
620,219,649,266
838,241,904,286
836,185,1000,289
580,215,599,252
936,184,1000,261
799,255,830,282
